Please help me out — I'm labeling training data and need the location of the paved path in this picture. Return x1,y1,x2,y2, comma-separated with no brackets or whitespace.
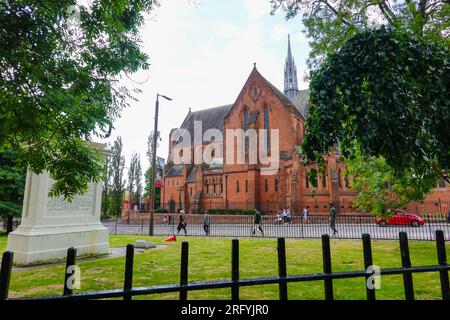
104,222,450,241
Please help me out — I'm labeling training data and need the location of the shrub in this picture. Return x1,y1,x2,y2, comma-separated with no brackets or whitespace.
155,207,168,213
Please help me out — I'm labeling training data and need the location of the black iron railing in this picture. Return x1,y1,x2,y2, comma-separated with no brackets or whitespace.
0,230,449,300
104,214,450,241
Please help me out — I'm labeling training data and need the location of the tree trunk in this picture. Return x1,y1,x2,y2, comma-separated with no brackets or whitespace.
6,215,13,234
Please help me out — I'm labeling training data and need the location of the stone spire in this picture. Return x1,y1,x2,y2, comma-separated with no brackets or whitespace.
284,34,299,100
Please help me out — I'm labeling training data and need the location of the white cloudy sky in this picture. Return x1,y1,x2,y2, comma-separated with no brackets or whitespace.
103,0,311,175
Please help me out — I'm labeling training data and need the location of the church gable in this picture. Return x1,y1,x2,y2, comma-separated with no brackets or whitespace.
224,65,296,127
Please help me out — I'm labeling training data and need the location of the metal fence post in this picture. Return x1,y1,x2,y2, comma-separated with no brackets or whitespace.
277,238,288,300
399,232,414,300
231,238,239,300
0,251,14,300
322,234,334,300
123,244,134,301
180,241,189,300
362,234,376,300
63,247,77,296
435,230,449,300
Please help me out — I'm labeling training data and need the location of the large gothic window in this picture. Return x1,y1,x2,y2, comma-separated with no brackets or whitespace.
243,108,249,155
263,105,270,151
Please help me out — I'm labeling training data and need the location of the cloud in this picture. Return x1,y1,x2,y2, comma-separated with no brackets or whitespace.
243,0,272,20
272,24,289,41
105,0,309,179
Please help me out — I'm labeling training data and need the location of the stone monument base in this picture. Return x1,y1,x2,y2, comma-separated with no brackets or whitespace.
7,223,109,266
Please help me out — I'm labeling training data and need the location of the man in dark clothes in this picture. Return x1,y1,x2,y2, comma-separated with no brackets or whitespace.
329,203,338,235
252,209,264,236
177,210,187,235
203,211,210,236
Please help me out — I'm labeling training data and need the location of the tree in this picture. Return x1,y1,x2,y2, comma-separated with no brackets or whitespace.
0,149,26,233
135,156,143,209
345,152,437,216
144,130,160,205
271,0,449,69
110,137,125,217
127,152,138,207
271,1,449,213
0,0,159,200
302,28,449,189
101,143,112,219
127,152,142,209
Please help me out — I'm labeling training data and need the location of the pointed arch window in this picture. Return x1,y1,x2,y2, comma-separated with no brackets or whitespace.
243,108,249,155
338,169,342,188
263,105,270,151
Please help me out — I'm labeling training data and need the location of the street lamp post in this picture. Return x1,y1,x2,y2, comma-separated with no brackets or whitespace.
149,93,172,236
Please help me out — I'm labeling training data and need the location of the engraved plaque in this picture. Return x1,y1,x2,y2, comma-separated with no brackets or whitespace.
46,182,96,217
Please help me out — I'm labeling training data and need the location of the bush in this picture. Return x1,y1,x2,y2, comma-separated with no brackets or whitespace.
155,207,168,213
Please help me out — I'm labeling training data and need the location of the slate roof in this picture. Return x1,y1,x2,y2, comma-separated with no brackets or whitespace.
290,89,309,119
174,104,233,146
165,164,183,177
186,167,197,182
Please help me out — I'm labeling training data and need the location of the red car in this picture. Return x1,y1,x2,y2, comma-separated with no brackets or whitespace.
376,210,425,227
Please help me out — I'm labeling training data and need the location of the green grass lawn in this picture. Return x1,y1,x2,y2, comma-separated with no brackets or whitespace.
2,233,449,300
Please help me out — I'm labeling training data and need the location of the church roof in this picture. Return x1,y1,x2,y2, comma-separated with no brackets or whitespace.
290,89,309,119
172,67,309,150
165,164,183,177
186,167,197,182
175,104,233,145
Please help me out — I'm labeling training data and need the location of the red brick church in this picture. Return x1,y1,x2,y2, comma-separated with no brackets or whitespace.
160,36,449,215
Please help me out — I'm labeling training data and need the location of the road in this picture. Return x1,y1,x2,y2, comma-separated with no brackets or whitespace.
103,221,450,241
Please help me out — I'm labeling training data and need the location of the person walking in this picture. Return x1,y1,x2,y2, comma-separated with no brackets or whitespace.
177,210,187,235
303,207,310,223
286,208,292,224
329,203,337,235
252,209,264,236
203,211,210,236
282,208,288,224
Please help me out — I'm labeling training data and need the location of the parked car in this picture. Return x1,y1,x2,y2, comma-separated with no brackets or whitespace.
376,210,425,227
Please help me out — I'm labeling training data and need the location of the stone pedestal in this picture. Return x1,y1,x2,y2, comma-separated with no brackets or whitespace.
7,144,110,265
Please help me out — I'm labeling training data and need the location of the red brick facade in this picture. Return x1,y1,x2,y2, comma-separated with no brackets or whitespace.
161,67,450,215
